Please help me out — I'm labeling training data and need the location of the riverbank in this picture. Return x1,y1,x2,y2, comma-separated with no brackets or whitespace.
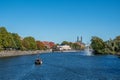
0,50,52,58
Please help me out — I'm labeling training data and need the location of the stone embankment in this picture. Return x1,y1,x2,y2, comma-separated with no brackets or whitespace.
0,50,51,58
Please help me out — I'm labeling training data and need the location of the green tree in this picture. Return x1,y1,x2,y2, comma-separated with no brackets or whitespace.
0,27,14,50
0,27,8,49
72,43,81,50
114,36,120,52
61,41,70,45
11,33,22,50
105,39,116,54
22,36,37,50
0,27,8,34
90,36,106,54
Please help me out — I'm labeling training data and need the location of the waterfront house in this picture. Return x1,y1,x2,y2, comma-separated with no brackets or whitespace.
57,45,71,51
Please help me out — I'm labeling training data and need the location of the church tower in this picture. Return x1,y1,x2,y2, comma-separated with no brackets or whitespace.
76,36,82,43
80,36,82,43
77,36,79,42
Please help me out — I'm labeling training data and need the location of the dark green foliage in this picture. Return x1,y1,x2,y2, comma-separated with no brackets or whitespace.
71,43,81,50
0,27,15,50
61,41,70,45
91,36,106,54
0,26,38,51
113,36,120,52
11,33,22,50
91,36,120,54
0,27,8,34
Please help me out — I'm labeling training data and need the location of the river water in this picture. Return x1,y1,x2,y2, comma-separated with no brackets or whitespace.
0,51,120,80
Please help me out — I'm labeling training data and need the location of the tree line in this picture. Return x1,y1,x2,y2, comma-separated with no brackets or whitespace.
0,27,47,51
0,27,85,51
90,36,120,55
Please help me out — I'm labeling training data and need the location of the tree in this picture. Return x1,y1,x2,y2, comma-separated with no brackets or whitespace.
114,36,120,52
0,27,8,49
90,36,106,54
0,27,14,50
49,42,55,48
61,41,70,45
0,27,8,34
105,39,116,54
36,41,46,50
72,43,81,50
11,33,22,50
22,36,37,50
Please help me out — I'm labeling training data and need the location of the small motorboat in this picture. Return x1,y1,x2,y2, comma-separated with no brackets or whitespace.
118,55,120,58
116,54,120,58
35,58,42,65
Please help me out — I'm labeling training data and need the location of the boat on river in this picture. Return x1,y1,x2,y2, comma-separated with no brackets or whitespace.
35,58,42,65
116,53,120,58
118,55,120,58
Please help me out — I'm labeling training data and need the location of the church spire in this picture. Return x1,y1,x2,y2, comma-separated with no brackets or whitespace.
77,36,82,43
77,36,79,42
81,36,82,43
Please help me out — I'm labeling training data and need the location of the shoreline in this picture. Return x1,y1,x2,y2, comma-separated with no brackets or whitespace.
0,50,52,58
0,50,81,58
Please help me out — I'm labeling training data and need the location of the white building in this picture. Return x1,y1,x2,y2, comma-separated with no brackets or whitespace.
57,45,71,51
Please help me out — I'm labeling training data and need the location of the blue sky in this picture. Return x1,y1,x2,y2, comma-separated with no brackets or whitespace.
0,0,120,43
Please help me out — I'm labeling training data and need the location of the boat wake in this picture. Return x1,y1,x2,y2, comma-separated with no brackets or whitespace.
15,64,35,80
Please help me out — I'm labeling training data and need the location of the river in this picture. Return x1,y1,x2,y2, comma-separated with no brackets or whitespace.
0,51,120,80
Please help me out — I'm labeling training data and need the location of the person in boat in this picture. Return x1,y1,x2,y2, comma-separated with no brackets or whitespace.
35,58,42,65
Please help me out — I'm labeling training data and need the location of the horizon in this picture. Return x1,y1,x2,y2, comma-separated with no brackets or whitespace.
0,0,120,44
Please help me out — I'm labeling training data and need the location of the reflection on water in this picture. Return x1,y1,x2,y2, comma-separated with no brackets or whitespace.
0,52,120,80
